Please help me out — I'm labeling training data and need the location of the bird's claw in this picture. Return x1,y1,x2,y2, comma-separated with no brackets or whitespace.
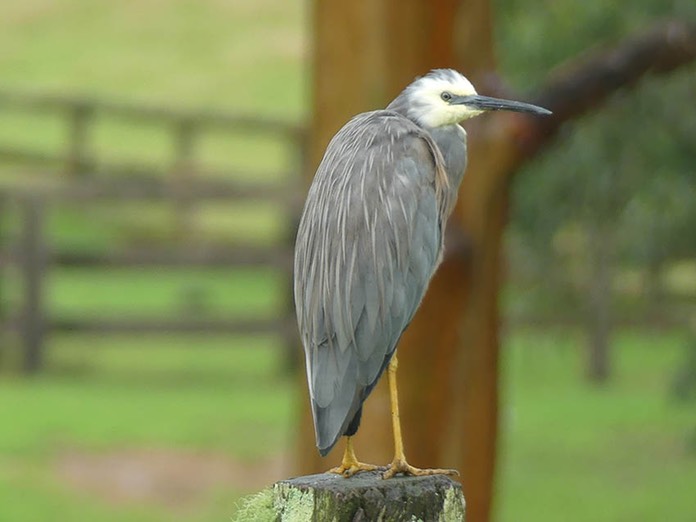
382,458,459,479
329,462,382,478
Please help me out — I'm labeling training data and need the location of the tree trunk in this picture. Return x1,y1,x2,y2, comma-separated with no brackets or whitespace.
585,221,614,383
644,253,664,307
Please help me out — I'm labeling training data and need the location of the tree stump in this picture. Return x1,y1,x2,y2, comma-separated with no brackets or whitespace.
273,471,465,521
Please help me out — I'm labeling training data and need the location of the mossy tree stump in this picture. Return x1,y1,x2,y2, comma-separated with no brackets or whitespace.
273,471,465,521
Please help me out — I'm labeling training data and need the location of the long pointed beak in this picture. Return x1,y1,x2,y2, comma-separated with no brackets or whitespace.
455,94,552,116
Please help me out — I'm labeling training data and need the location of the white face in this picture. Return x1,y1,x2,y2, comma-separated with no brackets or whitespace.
406,70,482,128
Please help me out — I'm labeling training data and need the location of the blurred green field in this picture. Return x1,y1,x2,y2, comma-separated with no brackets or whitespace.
498,329,696,522
0,336,296,522
2,329,695,521
0,0,306,116
3,266,282,321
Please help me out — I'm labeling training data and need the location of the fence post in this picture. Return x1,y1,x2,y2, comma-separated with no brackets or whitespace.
263,473,465,521
172,118,196,238
0,193,7,364
281,235,299,373
20,196,47,374
66,102,93,177
281,129,308,373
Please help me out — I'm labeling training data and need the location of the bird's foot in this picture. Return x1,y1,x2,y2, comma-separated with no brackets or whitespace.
382,457,459,479
329,460,381,478
328,436,385,477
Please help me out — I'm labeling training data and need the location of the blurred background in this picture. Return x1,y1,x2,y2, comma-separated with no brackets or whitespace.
0,1,695,521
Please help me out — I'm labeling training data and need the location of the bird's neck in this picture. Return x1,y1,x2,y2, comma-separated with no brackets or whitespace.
386,94,414,122
428,124,468,196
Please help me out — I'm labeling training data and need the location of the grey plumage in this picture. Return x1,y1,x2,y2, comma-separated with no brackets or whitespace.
294,69,550,457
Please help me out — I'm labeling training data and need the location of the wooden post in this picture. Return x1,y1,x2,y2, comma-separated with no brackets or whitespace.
20,197,47,374
0,193,7,363
281,224,300,373
268,472,465,521
282,128,309,373
171,118,197,239
66,102,93,177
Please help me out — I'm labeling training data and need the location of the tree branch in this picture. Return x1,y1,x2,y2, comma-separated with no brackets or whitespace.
517,20,696,156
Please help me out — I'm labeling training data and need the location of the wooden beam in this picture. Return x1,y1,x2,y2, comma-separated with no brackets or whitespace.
19,197,47,373
65,102,92,177
4,317,293,336
0,246,292,269
0,89,303,138
3,174,303,207
0,193,7,359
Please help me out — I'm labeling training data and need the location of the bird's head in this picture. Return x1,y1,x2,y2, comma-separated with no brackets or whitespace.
392,69,551,128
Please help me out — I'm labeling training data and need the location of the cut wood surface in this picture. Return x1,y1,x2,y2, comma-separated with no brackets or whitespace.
273,472,465,522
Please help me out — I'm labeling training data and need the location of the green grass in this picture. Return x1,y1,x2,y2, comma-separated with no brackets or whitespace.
0,469,173,522
497,329,696,522
0,335,297,522
0,0,306,116
1,333,295,452
48,267,281,319
2,329,695,521
3,266,284,324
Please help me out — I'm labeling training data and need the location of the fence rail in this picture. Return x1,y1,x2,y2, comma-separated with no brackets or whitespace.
3,316,295,336
0,87,308,182
2,173,304,205
0,245,292,269
0,89,304,136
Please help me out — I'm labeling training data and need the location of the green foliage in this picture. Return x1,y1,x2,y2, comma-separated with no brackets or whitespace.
231,488,276,522
502,0,696,322
511,69,696,269
496,0,696,91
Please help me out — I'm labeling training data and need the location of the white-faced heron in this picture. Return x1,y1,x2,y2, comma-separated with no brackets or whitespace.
294,69,551,478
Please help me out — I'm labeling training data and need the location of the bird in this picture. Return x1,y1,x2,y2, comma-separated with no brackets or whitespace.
294,68,551,478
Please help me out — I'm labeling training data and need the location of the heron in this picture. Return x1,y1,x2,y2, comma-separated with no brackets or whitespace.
294,68,550,478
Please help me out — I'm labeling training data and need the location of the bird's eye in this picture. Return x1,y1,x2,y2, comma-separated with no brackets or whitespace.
441,91,453,102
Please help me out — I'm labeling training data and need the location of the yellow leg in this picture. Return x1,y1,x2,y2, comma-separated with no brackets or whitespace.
382,354,459,479
328,436,380,478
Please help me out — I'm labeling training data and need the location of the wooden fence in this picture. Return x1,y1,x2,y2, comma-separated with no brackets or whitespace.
0,89,307,177
0,89,307,373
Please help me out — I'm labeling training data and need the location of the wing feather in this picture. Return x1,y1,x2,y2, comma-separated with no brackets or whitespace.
294,110,445,454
